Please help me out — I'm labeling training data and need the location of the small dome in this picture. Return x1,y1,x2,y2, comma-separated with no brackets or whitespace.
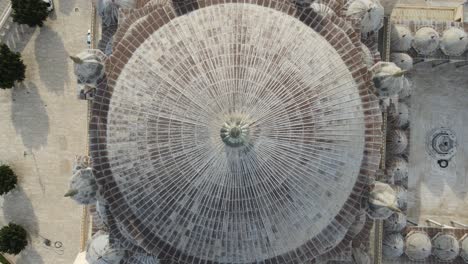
394,185,407,210
405,231,432,261
65,168,98,205
387,130,408,155
384,212,407,232
368,182,399,220
346,0,384,34
71,50,106,88
390,53,413,71
440,27,468,56
413,27,440,55
398,80,412,98
391,25,413,52
310,3,336,17
352,247,371,264
86,232,125,264
461,235,468,262
361,43,374,68
96,0,119,26
371,62,407,97
389,102,409,128
433,233,459,262
348,210,367,237
382,233,404,259
386,156,408,187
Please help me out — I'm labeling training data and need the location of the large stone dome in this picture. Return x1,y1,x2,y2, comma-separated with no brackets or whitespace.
89,1,382,263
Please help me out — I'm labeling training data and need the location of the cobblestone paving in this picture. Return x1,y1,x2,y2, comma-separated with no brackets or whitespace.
0,0,91,263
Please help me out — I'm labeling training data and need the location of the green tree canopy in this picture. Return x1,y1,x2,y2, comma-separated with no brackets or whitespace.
0,44,26,89
0,165,17,195
0,223,28,255
11,0,49,27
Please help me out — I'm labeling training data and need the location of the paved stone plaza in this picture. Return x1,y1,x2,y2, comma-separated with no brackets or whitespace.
407,63,468,226
0,0,91,263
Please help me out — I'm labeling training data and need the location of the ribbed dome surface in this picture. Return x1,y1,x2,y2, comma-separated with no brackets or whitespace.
382,233,404,259
413,27,440,55
432,233,459,262
89,1,382,263
405,231,432,261
440,27,468,56
391,25,413,52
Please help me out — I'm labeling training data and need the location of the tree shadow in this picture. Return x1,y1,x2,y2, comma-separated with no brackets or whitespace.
2,187,39,237
15,247,44,264
58,0,77,15
3,23,36,53
11,82,49,150
34,27,68,94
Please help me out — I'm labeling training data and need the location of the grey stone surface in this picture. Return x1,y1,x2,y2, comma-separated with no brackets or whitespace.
0,0,91,263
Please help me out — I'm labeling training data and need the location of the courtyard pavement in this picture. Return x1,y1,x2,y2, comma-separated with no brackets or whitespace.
0,0,91,263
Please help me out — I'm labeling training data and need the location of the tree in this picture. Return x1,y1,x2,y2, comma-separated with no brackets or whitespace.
0,223,28,255
11,0,49,27
0,165,17,195
0,44,26,89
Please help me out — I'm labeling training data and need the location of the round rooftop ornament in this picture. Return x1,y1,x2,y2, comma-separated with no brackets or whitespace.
461,235,468,262
382,233,404,259
390,53,413,71
86,232,125,264
361,43,374,68
389,102,409,128
89,1,382,263
413,27,440,55
383,212,406,232
433,233,459,262
387,130,408,155
391,25,413,52
368,182,400,219
70,50,106,88
440,27,468,56
65,167,97,205
370,62,409,98
346,0,384,34
310,2,336,17
386,156,408,183
394,185,407,210
405,231,432,261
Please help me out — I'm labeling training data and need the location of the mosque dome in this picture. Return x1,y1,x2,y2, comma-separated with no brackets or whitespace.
386,156,408,187
382,233,404,259
347,210,368,237
391,25,413,52
440,27,468,56
432,233,459,262
65,167,97,205
390,52,413,71
383,212,406,232
388,102,409,128
461,235,468,262
405,231,432,261
387,130,408,155
368,182,399,220
346,0,384,34
86,232,125,264
88,0,382,262
413,27,440,55
310,2,336,17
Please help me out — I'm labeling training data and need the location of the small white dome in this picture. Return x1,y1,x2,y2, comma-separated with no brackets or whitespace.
461,235,468,262
382,233,404,259
384,212,407,232
387,130,408,155
71,50,106,88
389,102,409,128
65,168,98,205
348,210,367,237
433,233,459,262
371,62,408,98
390,53,413,71
310,3,336,17
386,156,408,186
346,0,384,34
361,43,374,68
368,182,399,220
86,232,125,264
405,231,432,261
394,185,407,210
391,25,413,52
440,27,468,56
413,27,440,55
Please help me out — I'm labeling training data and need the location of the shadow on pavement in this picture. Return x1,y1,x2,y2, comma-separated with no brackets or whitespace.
58,0,77,15
15,247,44,264
11,82,49,150
4,24,36,53
35,27,68,94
